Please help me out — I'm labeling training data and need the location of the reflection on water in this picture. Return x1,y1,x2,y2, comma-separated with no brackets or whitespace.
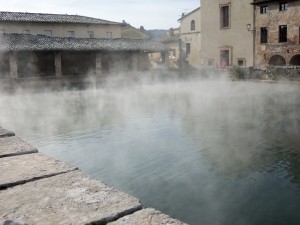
0,79,300,225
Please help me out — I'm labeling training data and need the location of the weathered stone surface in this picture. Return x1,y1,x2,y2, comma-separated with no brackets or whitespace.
0,127,15,138
0,136,38,158
109,208,188,225
0,170,142,225
0,153,77,189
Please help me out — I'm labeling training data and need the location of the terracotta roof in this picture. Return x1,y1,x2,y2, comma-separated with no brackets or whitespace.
0,11,120,25
0,33,170,52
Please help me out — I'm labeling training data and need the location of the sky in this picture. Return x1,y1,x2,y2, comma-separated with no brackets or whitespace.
0,0,200,30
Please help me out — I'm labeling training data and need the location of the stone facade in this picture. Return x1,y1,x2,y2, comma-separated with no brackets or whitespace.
0,12,121,39
0,12,170,79
121,26,150,40
254,0,300,69
201,0,254,68
178,7,202,68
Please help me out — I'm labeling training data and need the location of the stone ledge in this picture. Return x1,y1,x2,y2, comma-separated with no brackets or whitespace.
0,136,38,158
0,127,15,138
109,208,188,225
0,153,78,189
0,170,143,225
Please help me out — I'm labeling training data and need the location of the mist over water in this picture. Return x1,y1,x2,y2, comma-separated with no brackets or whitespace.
0,74,300,225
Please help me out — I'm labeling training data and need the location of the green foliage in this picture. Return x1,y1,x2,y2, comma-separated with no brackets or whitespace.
230,66,245,80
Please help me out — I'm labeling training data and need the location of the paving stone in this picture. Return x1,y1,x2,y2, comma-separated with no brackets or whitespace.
0,127,15,138
0,153,78,189
0,170,142,225
0,136,38,158
109,208,188,225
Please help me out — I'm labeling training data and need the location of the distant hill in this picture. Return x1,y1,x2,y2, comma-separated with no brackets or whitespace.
146,29,168,41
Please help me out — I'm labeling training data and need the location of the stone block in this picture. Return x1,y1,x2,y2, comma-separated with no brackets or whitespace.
0,136,38,158
0,127,15,138
0,153,77,189
109,208,187,225
0,171,142,225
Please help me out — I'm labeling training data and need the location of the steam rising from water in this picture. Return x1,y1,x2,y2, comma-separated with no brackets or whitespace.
0,73,300,225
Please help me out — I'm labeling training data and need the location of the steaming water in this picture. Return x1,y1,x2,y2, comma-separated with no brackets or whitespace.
1,77,300,225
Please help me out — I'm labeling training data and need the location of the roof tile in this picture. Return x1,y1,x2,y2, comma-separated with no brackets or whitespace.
0,33,170,52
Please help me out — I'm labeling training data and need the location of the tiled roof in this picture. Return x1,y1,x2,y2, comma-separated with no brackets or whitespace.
178,7,200,22
0,33,170,52
0,11,120,25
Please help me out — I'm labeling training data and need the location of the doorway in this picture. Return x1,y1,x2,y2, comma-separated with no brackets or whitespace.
220,49,229,69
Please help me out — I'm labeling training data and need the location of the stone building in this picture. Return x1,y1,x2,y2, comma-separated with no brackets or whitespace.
252,0,300,68
0,11,169,79
159,28,180,68
121,25,150,40
178,7,202,68
201,0,254,68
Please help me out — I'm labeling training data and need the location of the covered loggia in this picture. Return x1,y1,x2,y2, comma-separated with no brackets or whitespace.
101,52,133,73
17,51,55,78
0,53,10,78
61,51,96,76
289,54,300,66
0,33,171,79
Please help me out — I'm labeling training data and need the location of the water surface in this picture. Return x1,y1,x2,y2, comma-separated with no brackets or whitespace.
1,78,299,225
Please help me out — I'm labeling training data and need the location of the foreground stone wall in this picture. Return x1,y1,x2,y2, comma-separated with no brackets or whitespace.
0,126,187,225
229,66,300,81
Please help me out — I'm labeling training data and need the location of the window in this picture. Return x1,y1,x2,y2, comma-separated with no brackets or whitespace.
279,25,287,42
220,4,230,28
87,31,94,38
260,6,268,14
191,20,195,31
186,43,191,56
67,31,75,38
237,58,246,67
261,27,268,43
279,2,288,11
44,30,52,37
23,30,30,34
107,32,112,39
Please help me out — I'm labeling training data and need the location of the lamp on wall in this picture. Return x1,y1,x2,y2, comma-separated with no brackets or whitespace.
246,24,255,32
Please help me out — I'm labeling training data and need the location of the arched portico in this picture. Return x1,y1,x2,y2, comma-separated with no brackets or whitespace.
269,55,286,66
289,54,300,66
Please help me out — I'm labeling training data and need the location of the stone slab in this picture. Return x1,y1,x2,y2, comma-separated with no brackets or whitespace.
0,153,78,189
0,127,15,138
0,136,38,158
109,208,188,225
0,170,142,225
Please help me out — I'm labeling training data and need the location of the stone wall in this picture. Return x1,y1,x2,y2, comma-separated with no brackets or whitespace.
255,1,300,69
230,66,300,81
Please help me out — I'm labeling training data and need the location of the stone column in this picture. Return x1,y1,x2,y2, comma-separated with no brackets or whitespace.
9,52,18,79
55,51,62,77
96,53,102,76
132,53,139,71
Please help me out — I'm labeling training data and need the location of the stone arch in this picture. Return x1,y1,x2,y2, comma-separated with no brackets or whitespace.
289,54,300,66
269,55,286,66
